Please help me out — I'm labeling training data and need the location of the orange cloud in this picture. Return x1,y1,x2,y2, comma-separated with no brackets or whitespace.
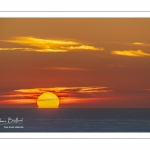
108,64,126,68
0,86,113,107
1,36,103,52
60,97,104,104
5,86,112,100
0,94,34,98
37,66,91,71
14,86,110,94
144,89,150,91
111,50,150,57
0,99,36,105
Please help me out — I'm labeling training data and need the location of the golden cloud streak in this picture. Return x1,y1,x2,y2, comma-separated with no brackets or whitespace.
1,36,103,52
68,45,104,51
5,36,78,47
0,48,68,52
79,89,112,93
0,48,33,51
33,49,68,52
111,50,150,57
79,87,111,93
14,88,43,93
133,42,144,45
104,41,150,47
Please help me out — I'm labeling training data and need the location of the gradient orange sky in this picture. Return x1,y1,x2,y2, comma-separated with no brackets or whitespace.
0,18,150,108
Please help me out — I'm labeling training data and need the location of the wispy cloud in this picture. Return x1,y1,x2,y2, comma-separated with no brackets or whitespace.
67,45,104,51
79,87,113,93
105,41,150,48
1,36,103,52
144,89,150,91
132,42,150,47
37,66,91,71
108,64,126,68
111,50,150,57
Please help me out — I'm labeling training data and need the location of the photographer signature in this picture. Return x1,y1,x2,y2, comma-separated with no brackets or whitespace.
0,117,23,125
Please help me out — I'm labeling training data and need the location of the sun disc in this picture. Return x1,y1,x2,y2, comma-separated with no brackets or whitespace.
37,92,59,108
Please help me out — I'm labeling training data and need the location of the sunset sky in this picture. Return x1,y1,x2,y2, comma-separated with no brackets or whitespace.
0,18,150,108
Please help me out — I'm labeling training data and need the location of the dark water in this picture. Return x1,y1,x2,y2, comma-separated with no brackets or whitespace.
0,108,150,132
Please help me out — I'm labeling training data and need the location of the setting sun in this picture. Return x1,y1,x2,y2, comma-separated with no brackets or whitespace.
37,92,59,108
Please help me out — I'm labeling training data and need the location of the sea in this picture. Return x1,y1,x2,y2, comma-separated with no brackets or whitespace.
0,108,150,132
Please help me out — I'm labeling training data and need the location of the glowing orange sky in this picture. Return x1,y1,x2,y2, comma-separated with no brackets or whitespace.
0,18,150,108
